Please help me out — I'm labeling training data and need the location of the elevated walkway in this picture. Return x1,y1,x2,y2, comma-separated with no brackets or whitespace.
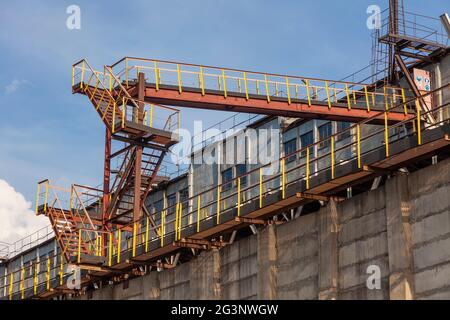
110,57,415,124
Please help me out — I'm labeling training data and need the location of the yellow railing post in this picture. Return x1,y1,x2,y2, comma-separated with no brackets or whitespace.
331,136,335,179
46,257,50,290
117,230,122,263
325,81,331,109
256,80,260,95
132,222,137,257
161,210,165,247
108,233,113,266
153,61,159,91
175,203,179,240
306,147,310,190
44,181,49,213
259,168,263,208
416,98,421,145
176,64,182,94
59,254,64,286
145,217,149,252
401,88,408,115
112,103,116,133
243,72,249,100
197,195,201,232
305,79,311,107
285,77,291,105
77,229,82,263
281,158,286,199
384,111,389,157
216,186,221,224
149,104,154,127
364,85,371,112
33,263,37,295
237,177,241,216
178,202,183,240
222,69,227,98
275,82,279,96
295,84,299,100
264,75,270,102
95,236,99,256
357,124,361,169
199,67,205,96
345,83,351,110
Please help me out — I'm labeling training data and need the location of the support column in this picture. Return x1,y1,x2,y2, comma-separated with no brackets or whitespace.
133,72,145,222
190,249,221,299
318,199,339,300
257,224,277,299
386,175,414,300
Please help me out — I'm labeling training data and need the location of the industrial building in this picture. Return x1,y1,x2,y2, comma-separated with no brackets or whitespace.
1,1,450,300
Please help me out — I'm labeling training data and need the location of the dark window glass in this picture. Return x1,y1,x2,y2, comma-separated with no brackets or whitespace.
153,199,163,214
236,164,247,186
300,131,313,157
336,122,351,140
283,138,297,163
318,123,332,149
179,188,189,203
221,168,233,191
167,193,176,215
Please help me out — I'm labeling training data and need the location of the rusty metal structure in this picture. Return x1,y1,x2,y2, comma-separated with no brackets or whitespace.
1,1,449,300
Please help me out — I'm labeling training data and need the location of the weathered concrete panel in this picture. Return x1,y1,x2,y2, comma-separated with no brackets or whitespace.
339,233,388,268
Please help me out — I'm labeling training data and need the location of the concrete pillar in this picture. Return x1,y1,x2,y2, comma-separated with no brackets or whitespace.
318,199,339,300
257,224,277,299
190,250,221,299
142,271,160,300
385,175,414,300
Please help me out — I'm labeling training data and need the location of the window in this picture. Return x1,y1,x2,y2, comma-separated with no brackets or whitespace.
236,164,247,186
336,122,351,141
179,188,189,202
221,168,233,191
300,131,313,157
283,138,297,163
152,199,163,214
318,123,332,149
167,193,176,215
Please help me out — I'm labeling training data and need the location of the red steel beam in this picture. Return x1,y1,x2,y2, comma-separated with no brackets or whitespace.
141,84,411,124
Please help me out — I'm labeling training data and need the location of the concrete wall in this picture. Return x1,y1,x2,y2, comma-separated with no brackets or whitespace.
72,158,450,300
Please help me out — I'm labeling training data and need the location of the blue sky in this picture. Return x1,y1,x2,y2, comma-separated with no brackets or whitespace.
0,0,448,206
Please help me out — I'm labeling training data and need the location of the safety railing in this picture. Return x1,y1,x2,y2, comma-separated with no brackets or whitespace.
0,242,9,260
72,60,180,134
0,248,71,300
110,57,413,114
379,10,449,47
0,226,54,261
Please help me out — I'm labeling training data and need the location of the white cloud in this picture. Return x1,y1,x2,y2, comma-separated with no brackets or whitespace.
0,179,50,245
4,78,29,94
